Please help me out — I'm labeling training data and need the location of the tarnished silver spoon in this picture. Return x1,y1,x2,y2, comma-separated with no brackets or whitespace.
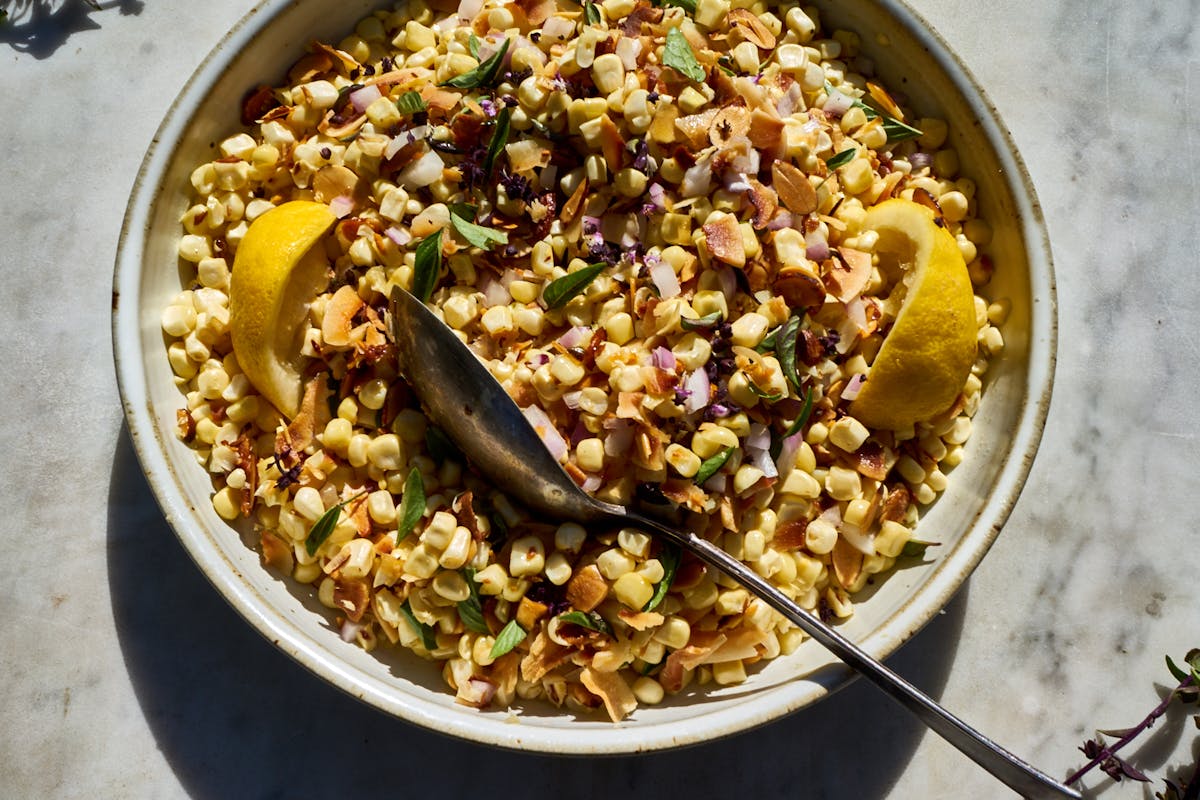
389,286,1079,799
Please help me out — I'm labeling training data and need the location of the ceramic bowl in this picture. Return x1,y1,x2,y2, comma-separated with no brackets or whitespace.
113,0,1054,753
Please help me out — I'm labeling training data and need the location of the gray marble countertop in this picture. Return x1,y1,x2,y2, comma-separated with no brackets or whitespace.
3,0,1198,797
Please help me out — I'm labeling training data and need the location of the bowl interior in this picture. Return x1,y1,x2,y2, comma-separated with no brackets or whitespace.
113,0,1053,753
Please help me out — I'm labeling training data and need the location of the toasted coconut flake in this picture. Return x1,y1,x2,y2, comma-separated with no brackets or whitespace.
456,676,497,708
288,51,335,84
674,108,720,150
321,285,365,347
774,263,825,309
825,247,872,302
580,667,638,722
599,114,626,172
565,564,608,612
420,85,463,111
311,40,360,72
728,8,777,49
313,165,368,208
880,485,910,523
334,577,371,622
660,631,727,692
277,377,321,453
702,626,768,663
517,597,550,631
506,139,551,172
560,177,589,225
615,391,649,423
515,0,557,25
847,440,896,481
702,214,745,268
260,529,294,574
912,186,942,218
618,609,665,630
319,110,366,140
745,179,778,229
832,537,863,589
521,630,573,682
773,519,808,550
771,161,818,215
866,80,905,121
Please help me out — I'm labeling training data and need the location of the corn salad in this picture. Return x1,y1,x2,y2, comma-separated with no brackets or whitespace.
164,0,1003,720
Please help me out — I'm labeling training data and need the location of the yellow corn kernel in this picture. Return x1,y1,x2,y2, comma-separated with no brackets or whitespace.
677,86,707,114
475,563,508,595
545,551,573,585
368,490,397,525
875,520,911,558
421,510,457,550
712,659,747,685
613,572,653,609
828,416,870,452
805,517,838,554
576,437,605,473
509,535,546,577
596,547,636,579
665,443,701,478
617,528,652,559
825,465,861,501
691,423,740,459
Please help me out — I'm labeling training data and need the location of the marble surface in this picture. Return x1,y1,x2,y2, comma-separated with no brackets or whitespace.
3,0,1199,797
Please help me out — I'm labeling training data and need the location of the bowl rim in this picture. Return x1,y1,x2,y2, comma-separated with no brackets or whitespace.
112,0,1056,754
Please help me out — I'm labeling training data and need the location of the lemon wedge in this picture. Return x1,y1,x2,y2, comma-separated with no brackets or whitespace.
229,200,336,419
848,198,977,430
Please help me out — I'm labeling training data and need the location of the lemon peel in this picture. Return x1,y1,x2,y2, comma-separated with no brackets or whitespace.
847,198,977,430
229,200,336,419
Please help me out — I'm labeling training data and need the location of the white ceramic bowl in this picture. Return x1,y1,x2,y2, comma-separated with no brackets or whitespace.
113,0,1054,753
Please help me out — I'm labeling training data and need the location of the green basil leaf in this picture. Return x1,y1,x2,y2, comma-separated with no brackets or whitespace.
412,229,442,302
782,387,815,439
694,446,733,485
448,201,477,220
643,543,680,612
450,211,509,250
665,0,697,13
825,148,857,170
457,567,490,634
425,425,463,463
681,311,722,331
400,600,438,650
488,618,527,658
663,28,705,82
468,32,481,60
756,324,779,353
638,658,663,676
482,105,511,177
395,90,427,116
304,489,368,556
441,37,511,89
901,538,939,558
881,115,923,143
583,0,601,25
558,610,612,635
397,467,426,538
543,262,606,309
776,315,802,389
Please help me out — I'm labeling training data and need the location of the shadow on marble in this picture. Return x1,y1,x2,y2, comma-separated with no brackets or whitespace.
107,425,968,799
0,0,143,59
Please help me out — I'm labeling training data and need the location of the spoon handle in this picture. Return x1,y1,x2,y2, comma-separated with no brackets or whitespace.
623,511,1080,800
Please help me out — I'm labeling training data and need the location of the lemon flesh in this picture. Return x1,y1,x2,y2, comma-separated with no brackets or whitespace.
229,201,336,419
848,199,977,430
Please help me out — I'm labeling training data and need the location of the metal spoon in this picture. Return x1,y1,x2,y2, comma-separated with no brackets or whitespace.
390,287,1080,800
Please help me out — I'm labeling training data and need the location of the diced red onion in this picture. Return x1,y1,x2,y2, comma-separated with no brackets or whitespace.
384,226,411,246
651,346,676,371
562,390,583,410
557,325,589,349
398,149,444,189
745,424,770,451
581,474,603,493
841,373,867,401
703,472,727,493
340,618,365,643
774,432,802,475
648,260,681,299
457,0,484,22
682,368,710,413
681,162,712,198
478,273,511,307
348,84,382,113
776,83,802,117
768,210,795,231
805,229,829,261
749,446,778,479
835,315,860,354
384,125,430,160
909,151,933,170
729,146,759,176
716,266,737,303
522,404,568,463
542,15,575,42
581,215,601,236
569,420,590,447
822,89,854,118
461,678,497,706
603,420,634,456
329,195,354,219
647,182,667,211
723,172,752,193
844,297,868,331
821,504,842,525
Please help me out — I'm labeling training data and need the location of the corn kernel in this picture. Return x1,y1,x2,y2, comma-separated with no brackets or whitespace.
805,517,838,554
613,572,653,609
509,535,546,577
596,547,636,579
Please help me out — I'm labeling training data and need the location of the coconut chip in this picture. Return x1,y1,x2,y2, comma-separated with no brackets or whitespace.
580,666,638,723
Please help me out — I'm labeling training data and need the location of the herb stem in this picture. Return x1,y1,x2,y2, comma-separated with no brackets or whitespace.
1066,675,1195,787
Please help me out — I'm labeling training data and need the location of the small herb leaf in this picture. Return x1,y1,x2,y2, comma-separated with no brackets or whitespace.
747,381,783,401
304,490,366,556
902,538,940,558
488,619,527,658
881,115,924,143
643,544,680,612
663,28,705,82
397,467,426,538
583,0,601,25
450,210,509,250
776,315,803,389
681,311,723,331
665,0,697,11
400,600,438,650
558,610,612,635
543,262,606,309
825,148,857,170
782,387,815,439
441,37,511,89
468,32,480,60
412,229,442,302
694,447,733,485
482,105,511,177
395,90,427,116
456,567,491,634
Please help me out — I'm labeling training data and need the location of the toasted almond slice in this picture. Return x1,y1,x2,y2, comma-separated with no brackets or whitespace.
728,8,776,49
506,139,551,172
772,519,808,550
560,177,589,225
701,626,768,663
313,165,367,207
599,113,626,172
321,285,365,347
747,107,785,151
746,179,778,229
288,51,335,84
311,40,360,72
275,378,321,466
879,485,910,523
580,667,638,722
260,530,294,574
772,161,818,215
867,80,905,121
702,213,746,268
674,108,720,150
333,577,371,622
774,263,825,309
824,246,872,302
521,630,573,682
